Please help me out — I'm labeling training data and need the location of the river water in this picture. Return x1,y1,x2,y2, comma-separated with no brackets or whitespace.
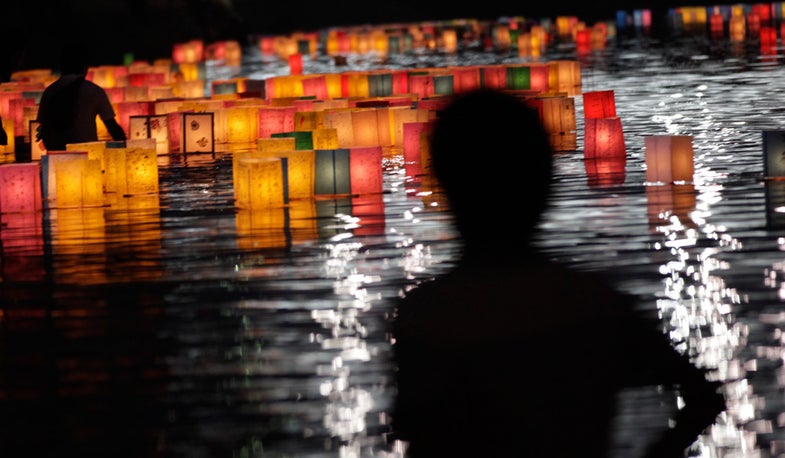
2,28,785,457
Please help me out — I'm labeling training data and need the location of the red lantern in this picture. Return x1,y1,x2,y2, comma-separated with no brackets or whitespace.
584,117,626,160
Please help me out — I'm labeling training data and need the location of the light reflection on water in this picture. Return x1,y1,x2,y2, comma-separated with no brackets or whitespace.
7,34,785,457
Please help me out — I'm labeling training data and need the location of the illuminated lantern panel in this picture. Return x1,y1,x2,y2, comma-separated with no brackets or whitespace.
29,120,45,160
537,96,577,152
584,117,626,160
351,108,380,147
314,149,350,196
234,157,287,209
129,115,169,155
349,146,383,195
322,110,355,147
402,121,433,165
123,138,160,195
644,135,694,184
48,152,104,208
269,149,316,200
0,162,42,213
583,90,617,119
258,106,296,138
182,112,215,153
225,106,259,145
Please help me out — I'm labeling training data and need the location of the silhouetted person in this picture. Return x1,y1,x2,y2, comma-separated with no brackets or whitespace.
391,89,726,457
36,42,126,151
0,115,7,146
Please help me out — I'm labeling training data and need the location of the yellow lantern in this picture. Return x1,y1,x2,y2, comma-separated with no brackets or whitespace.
43,151,103,208
234,157,287,209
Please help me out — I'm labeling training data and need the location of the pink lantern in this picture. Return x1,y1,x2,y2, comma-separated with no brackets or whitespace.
0,162,42,213
644,135,694,183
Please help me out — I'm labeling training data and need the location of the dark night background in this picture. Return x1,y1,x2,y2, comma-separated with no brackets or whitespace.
2,0,720,81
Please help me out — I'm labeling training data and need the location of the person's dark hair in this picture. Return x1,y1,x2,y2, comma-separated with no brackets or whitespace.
58,41,91,76
429,88,554,242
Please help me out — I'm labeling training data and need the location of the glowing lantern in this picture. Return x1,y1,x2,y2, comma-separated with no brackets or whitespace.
302,75,329,100
402,121,433,165
104,138,159,196
584,117,626,160
225,106,259,145
644,135,694,184
408,73,434,99
234,157,287,208
548,60,582,96
351,108,381,147
0,162,42,213
256,136,296,154
289,53,303,75
313,146,383,196
583,90,617,119
729,15,745,41
322,109,355,147
533,95,577,152
182,112,215,153
313,128,339,150
261,149,316,200
42,151,103,208
114,101,154,135
258,106,296,138
709,12,725,38
129,115,169,155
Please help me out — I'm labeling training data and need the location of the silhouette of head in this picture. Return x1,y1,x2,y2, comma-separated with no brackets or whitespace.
58,41,90,76
429,88,553,247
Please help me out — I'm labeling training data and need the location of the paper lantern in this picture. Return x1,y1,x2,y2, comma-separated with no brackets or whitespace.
534,95,577,152
260,149,316,200
225,106,259,145
350,108,381,147
408,73,434,99
584,117,626,160
402,121,433,165
234,157,287,208
583,90,617,119
313,128,340,150
763,130,785,178
0,162,42,213
313,146,383,196
115,101,154,134
302,75,329,100
103,139,159,196
314,149,351,196
42,151,103,208
506,65,530,90
129,115,169,155
548,60,582,96
391,107,430,148
182,112,214,153
258,106,296,138
289,53,303,75
644,135,694,184
322,110,355,147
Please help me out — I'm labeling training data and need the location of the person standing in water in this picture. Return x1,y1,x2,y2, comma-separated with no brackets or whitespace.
36,41,126,151
391,88,726,457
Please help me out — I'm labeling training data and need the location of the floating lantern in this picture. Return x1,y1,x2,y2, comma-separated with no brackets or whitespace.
368,72,393,97
534,95,577,152
225,106,259,145
351,108,381,147
322,109,355,147
182,112,215,153
258,106,296,138
584,117,626,160
644,135,694,184
42,151,103,209
583,90,617,119
763,130,785,178
408,73,434,99
129,115,169,155
234,157,287,208
313,128,340,150
314,146,382,196
548,60,582,96
104,138,160,196
259,149,316,200
0,162,42,213
402,121,433,165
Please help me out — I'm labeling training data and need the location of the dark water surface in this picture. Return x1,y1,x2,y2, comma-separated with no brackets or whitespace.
4,32,785,457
